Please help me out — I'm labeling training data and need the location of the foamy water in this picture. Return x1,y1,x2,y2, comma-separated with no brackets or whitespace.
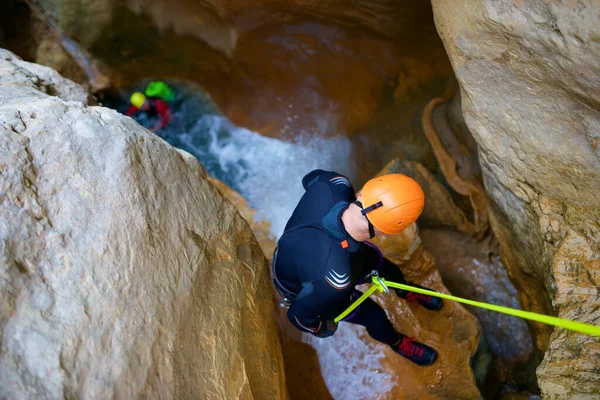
303,324,394,399
123,83,355,238
175,114,354,237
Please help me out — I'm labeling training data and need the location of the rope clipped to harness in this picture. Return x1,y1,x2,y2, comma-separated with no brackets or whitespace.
334,274,600,337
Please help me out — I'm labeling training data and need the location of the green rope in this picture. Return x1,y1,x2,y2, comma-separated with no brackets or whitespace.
334,277,600,337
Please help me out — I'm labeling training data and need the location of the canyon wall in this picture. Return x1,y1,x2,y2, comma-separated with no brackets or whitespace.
431,1,600,398
0,49,288,399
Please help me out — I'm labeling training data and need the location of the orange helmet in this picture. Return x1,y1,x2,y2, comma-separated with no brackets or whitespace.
358,174,425,236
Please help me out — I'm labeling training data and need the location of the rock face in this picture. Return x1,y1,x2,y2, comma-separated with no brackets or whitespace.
0,49,288,399
431,1,600,398
208,176,277,260
420,229,537,395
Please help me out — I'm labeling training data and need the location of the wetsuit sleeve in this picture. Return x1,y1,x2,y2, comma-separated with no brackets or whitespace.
302,169,326,190
126,105,138,117
287,301,324,335
154,99,171,128
301,169,354,197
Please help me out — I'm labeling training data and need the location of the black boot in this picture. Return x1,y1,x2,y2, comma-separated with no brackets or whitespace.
396,282,443,311
391,334,437,366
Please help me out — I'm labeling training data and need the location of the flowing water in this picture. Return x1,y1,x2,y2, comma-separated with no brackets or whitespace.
108,82,355,238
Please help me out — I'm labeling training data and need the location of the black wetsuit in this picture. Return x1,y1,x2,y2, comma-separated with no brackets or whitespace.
273,169,407,345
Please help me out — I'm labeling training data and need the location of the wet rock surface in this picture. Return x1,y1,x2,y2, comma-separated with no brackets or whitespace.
432,1,600,397
0,50,288,399
421,229,538,396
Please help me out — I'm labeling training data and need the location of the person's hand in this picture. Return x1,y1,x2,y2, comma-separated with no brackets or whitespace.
150,123,161,132
314,319,338,338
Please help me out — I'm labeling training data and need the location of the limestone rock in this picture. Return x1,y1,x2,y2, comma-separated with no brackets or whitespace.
0,50,288,399
208,176,277,261
0,49,88,103
536,230,600,399
432,1,600,397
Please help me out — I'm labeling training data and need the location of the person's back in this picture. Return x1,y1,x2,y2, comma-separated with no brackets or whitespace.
275,170,362,328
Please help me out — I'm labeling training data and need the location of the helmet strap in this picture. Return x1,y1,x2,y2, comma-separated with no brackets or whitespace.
353,200,378,239
360,201,383,215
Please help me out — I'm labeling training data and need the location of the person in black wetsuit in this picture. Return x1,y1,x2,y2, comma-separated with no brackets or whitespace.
272,169,442,366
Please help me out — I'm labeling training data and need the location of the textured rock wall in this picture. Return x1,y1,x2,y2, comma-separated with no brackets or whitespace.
0,49,288,399
431,1,600,398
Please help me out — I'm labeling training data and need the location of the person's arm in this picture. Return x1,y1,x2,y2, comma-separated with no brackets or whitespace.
288,289,346,338
301,169,355,197
288,301,327,336
359,243,407,283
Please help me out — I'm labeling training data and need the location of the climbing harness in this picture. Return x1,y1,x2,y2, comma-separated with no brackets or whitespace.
334,272,600,337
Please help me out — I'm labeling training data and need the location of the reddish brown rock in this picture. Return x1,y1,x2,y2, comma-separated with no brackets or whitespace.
422,84,488,237
421,228,537,396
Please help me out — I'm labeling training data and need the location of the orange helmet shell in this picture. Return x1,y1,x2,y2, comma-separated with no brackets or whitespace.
361,174,425,234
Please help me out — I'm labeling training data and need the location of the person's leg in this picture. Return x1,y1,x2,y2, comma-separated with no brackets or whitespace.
343,291,437,365
343,293,399,345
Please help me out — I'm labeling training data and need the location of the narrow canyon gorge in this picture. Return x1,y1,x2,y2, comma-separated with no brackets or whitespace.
1,0,598,399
